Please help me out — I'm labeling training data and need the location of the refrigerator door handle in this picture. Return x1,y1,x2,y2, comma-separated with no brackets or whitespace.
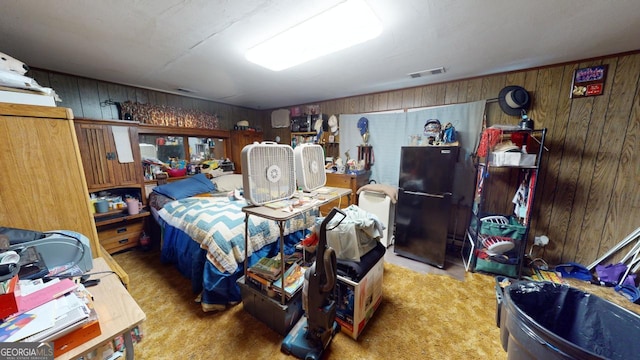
404,190,452,198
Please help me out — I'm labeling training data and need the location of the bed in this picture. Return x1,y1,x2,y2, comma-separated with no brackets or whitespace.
148,173,316,311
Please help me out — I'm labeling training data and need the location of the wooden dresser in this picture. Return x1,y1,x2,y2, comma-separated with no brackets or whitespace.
320,171,371,214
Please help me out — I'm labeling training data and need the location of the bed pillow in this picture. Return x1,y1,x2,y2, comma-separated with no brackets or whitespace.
153,173,216,200
212,174,244,192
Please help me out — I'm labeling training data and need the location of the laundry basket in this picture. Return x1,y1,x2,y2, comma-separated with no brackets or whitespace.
358,191,395,247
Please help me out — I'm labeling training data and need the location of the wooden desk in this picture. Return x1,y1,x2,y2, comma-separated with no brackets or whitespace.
321,171,370,214
57,258,146,360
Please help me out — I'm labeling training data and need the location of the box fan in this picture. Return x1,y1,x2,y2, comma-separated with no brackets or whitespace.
294,143,326,192
241,142,296,205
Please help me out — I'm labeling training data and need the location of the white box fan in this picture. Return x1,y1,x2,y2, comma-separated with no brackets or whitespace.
241,142,296,205
294,143,326,192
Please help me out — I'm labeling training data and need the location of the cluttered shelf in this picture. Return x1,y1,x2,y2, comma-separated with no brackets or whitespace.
237,187,351,336
93,210,150,227
463,128,547,279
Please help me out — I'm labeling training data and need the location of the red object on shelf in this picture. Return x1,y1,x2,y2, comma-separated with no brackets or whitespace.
0,275,19,319
301,232,318,247
166,168,187,177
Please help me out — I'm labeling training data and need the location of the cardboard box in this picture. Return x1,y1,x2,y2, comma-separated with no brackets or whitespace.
335,257,384,339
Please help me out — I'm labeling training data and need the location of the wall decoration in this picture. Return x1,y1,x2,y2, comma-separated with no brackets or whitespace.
570,64,608,98
118,101,219,129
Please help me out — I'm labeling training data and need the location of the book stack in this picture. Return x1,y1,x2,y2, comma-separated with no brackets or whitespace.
246,254,306,299
272,263,307,300
248,256,282,281
0,278,101,352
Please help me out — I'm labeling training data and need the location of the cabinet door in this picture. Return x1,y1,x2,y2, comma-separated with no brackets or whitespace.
113,126,143,187
231,131,263,174
76,123,142,190
76,123,119,190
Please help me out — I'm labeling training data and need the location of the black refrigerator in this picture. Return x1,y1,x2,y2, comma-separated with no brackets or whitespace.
394,146,459,268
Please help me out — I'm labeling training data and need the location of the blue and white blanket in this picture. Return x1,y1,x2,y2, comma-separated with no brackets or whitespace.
158,197,316,273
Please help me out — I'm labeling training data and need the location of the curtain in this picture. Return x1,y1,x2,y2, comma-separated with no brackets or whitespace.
338,100,485,206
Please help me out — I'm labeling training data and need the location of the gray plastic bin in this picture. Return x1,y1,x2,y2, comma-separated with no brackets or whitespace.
499,281,640,360
238,276,303,336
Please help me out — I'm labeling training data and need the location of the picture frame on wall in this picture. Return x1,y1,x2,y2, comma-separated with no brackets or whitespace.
570,64,608,98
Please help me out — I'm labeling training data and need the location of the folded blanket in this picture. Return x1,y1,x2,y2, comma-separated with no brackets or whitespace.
158,197,316,273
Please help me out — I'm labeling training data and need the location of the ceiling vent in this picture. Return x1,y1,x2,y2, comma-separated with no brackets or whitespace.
408,67,446,78
176,88,195,93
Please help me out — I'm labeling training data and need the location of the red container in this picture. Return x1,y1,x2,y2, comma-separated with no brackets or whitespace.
0,275,19,319
166,168,187,177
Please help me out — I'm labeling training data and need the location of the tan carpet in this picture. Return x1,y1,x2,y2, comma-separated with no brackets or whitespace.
113,248,506,359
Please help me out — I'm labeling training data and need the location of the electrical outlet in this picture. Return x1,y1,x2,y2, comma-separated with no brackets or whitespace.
534,235,549,247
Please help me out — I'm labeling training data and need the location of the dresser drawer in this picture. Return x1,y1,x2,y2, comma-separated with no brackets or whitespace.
325,175,352,189
97,220,144,254
319,197,351,216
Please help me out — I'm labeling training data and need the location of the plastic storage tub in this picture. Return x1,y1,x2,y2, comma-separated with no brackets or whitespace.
237,276,303,336
499,281,640,359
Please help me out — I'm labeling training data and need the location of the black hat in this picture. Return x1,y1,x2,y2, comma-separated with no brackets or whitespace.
498,86,531,116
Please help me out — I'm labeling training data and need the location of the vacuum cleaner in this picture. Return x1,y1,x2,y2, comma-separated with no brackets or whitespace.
281,207,345,360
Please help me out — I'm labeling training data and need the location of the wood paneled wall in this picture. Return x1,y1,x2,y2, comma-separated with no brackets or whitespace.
260,52,640,267
28,69,260,130
29,52,639,268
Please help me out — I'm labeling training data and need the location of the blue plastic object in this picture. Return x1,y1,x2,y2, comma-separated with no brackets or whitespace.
615,283,640,303
554,262,592,281
357,117,369,136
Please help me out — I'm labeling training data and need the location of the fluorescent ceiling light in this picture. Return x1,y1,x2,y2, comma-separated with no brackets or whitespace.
246,0,382,71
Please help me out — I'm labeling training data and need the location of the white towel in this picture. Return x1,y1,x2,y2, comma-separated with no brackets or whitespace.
111,126,134,163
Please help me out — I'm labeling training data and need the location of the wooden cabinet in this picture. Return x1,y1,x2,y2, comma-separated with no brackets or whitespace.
0,102,101,259
320,171,371,214
95,212,149,254
230,130,263,174
75,119,144,192
75,119,148,254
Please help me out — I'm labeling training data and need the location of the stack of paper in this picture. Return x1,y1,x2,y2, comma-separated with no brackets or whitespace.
0,278,90,343
3,292,90,342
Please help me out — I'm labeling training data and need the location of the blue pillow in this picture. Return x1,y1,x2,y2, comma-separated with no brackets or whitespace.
153,173,216,200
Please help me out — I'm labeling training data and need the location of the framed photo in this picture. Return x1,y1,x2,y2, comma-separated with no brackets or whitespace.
570,65,608,98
